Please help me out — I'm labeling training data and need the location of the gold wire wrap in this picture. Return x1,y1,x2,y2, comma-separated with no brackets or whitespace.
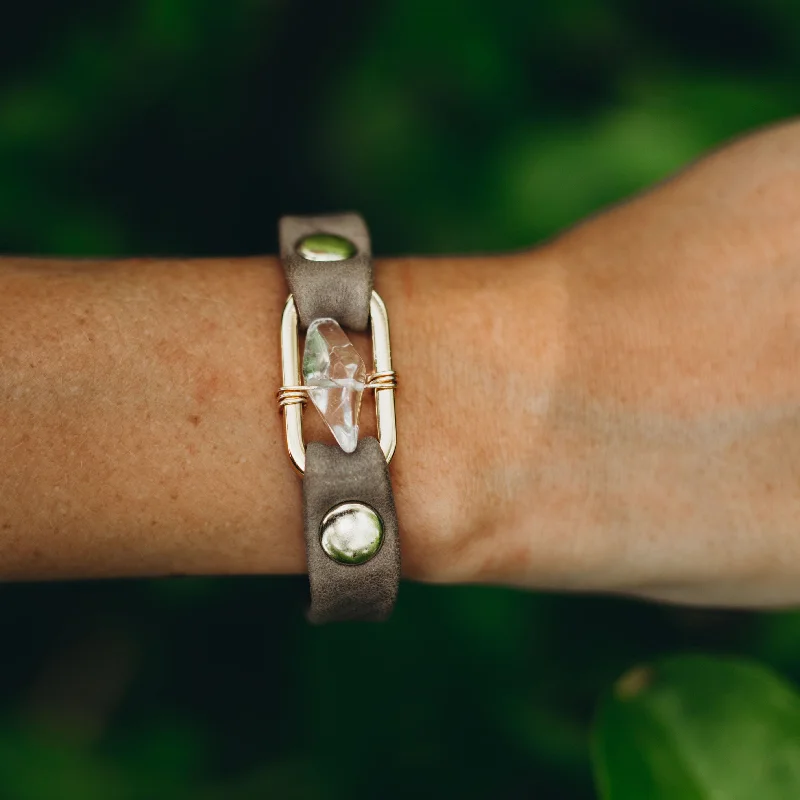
276,386,308,409
277,371,397,410
365,370,398,390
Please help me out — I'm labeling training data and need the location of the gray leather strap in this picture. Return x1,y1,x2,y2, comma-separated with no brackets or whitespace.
277,212,400,623
303,438,400,623
278,212,373,331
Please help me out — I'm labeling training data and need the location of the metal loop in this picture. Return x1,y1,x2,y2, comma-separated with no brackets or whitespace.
279,292,397,474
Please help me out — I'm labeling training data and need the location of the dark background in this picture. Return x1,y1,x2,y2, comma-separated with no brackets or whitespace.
0,1,799,797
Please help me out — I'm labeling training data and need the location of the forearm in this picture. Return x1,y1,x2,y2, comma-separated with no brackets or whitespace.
0,255,301,579
0,251,565,582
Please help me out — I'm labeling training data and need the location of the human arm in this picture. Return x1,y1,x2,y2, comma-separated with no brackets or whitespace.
1,119,799,608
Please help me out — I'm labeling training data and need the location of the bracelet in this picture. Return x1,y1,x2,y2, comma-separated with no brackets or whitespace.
277,213,400,623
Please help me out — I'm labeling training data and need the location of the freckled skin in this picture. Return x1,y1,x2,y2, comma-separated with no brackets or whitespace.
0,120,800,608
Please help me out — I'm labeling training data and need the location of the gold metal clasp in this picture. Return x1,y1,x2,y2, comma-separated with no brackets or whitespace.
278,291,397,474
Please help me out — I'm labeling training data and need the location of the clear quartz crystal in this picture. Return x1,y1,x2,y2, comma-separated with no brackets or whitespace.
302,318,366,453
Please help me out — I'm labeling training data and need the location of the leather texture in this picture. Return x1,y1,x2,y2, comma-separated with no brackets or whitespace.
303,438,400,623
278,212,400,623
278,212,373,331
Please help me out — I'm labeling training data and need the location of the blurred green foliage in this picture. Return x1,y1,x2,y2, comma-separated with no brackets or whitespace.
0,1,799,797
593,655,800,799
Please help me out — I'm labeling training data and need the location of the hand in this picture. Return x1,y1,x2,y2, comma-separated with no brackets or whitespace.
410,118,800,607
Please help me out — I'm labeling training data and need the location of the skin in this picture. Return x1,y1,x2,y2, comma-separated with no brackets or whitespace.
0,119,799,608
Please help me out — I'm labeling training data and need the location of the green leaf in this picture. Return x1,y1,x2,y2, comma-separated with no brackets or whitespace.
591,654,800,800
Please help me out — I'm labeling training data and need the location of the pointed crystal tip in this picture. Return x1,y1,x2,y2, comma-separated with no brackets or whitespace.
303,318,366,453
334,424,359,454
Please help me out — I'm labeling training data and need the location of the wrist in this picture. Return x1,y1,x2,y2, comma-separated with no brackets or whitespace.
375,248,571,586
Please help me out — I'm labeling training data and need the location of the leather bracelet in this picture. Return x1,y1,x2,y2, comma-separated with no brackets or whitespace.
277,213,400,623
